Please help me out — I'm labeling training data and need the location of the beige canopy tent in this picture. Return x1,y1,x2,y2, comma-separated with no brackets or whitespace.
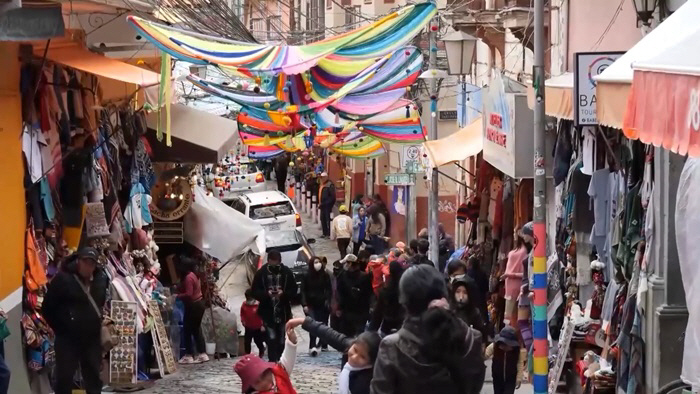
526,72,574,121
422,116,483,168
146,104,238,163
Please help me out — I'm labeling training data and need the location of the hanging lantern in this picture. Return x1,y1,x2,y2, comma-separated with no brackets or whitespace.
264,132,271,146
254,76,261,85
263,102,271,109
283,116,292,126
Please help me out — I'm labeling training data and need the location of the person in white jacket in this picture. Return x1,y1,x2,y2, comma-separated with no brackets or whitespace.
331,205,353,259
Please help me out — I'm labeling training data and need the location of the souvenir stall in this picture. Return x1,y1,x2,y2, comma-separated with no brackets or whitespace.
545,119,652,393
18,44,183,392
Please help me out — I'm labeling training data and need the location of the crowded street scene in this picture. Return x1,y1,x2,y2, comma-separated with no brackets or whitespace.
2,0,700,394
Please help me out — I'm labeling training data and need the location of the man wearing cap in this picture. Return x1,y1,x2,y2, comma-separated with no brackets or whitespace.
331,204,353,259
318,172,336,238
43,247,109,394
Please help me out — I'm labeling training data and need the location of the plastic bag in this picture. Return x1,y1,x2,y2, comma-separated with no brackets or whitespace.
676,158,700,388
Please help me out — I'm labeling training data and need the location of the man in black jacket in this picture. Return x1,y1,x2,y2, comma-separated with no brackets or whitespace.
319,172,336,238
409,239,434,267
274,154,289,193
336,257,372,338
43,247,108,394
251,250,298,362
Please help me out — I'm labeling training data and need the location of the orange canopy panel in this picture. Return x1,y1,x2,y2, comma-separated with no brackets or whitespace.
422,116,483,168
41,46,160,87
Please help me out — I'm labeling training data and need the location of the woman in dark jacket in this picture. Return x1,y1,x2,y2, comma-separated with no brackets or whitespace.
369,261,405,336
301,256,332,355
287,316,381,394
370,265,485,394
449,277,488,340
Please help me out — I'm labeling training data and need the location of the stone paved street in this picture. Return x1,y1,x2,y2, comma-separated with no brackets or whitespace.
138,192,532,393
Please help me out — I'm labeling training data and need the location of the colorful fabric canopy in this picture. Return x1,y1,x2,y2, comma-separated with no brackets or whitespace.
127,2,436,77
185,46,422,115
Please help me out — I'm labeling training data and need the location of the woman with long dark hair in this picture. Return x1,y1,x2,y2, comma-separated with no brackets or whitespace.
301,256,332,356
369,261,405,336
371,265,486,394
449,277,488,340
372,194,391,237
177,257,209,364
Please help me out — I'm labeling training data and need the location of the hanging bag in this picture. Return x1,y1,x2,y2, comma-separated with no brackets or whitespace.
73,275,119,352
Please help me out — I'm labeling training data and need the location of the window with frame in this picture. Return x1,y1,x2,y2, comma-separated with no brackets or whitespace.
250,18,265,41
267,15,282,41
344,6,361,31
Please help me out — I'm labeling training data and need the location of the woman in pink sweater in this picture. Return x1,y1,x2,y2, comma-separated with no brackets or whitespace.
502,232,527,326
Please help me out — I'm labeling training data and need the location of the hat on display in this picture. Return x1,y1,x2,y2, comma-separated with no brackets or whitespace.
339,205,348,213
234,355,276,392
77,247,100,263
494,326,520,348
456,203,469,223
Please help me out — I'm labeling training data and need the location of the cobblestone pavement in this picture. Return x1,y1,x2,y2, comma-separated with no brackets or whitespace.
138,189,532,393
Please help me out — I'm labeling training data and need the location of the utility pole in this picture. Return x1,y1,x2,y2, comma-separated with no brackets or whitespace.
532,0,548,393
428,18,440,266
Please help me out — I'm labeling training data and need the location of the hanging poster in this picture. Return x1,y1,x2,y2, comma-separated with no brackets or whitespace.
573,52,624,126
483,73,515,175
391,186,406,216
109,301,138,384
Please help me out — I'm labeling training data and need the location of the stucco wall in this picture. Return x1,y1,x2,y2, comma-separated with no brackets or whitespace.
566,0,642,71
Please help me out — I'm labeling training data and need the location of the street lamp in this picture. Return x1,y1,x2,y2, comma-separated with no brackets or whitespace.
443,30,478,76
632,0,657,26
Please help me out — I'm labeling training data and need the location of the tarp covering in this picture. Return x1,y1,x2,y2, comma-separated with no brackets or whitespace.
42,46,160,86
423,116,482,168
594,0,700,128
183,187,265,261
146,104,238,163
675,157,700,388
127,2,436,76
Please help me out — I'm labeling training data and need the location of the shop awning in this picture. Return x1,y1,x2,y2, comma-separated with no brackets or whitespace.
623,28,700,157
145,104,238,163
40,46,160,87
422,116,482,168
595,0,700,128
526,73,574,120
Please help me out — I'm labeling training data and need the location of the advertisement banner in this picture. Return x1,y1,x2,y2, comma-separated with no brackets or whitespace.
574,52,624,126
483,73,515,175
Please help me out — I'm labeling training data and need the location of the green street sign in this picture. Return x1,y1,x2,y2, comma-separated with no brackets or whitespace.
384,173,416,186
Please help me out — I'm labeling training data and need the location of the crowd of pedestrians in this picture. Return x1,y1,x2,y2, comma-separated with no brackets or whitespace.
237,207,536,394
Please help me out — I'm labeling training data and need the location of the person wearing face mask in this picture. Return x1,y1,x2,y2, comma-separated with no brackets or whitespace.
449,277,488,340
252,250,298,362
301,256,332,356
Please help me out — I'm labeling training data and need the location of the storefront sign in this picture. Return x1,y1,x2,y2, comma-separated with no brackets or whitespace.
401,145,429,174
438,110,458,121
150,178,193,221
574,52,624,126
483,73,515,175
0,4,65,41
384,173,415,186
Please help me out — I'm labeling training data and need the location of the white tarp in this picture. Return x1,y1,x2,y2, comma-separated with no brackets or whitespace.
184,187,265,261
676,157,700,389
595,0,700,84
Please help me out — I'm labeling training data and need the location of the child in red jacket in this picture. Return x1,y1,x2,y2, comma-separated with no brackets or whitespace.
240,289,266,357
234,327,298,394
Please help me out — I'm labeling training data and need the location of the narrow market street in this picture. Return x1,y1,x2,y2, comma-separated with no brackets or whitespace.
136,188,532,394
